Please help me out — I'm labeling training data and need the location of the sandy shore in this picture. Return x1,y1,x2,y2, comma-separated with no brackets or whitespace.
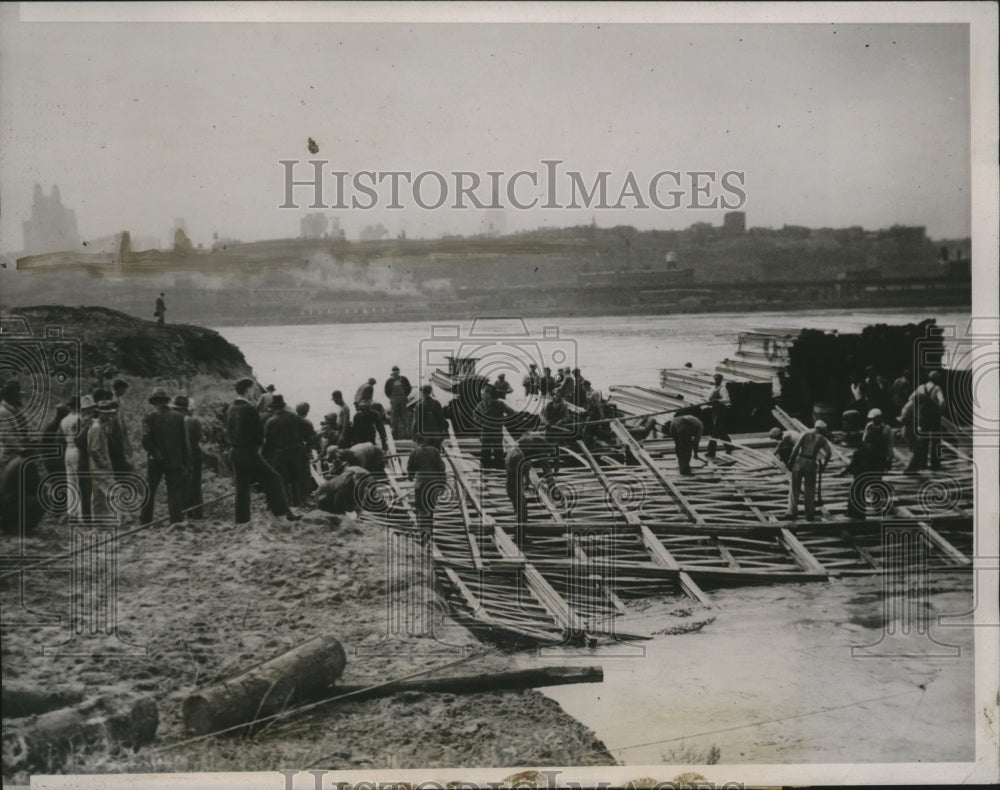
1,473,613,784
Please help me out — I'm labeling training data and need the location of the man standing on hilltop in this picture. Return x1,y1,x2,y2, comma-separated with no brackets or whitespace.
227,378,301,524
154,292,166,326
140,387,190,525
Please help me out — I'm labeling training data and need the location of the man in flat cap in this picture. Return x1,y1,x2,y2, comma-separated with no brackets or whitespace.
227,378,300,524
140,387,190,525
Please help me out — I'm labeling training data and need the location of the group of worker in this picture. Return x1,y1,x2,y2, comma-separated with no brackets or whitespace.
764,368,951,522
0,377,204,531
1,358,956,534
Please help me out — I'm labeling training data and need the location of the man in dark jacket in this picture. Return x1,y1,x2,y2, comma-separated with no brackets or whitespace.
351,400,388,450
140,387,190,525
407,436,446,536
227,378,300,524
473,386,515,470
262,395,310,507
384,366,413,439
172,395,204,519
412,385,446,445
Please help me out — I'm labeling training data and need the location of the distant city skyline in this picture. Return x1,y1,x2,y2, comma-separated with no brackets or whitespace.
0,5,978,254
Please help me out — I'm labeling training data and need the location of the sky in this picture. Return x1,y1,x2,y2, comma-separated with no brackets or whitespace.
0,3,977,251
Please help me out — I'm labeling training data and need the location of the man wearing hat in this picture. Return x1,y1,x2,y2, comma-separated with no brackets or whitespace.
172,395,204,519
785,420,832,521
140,387,191,525
88,400,119,518
227,378,300,523
412,384,445,445
905,369,947,472
384,366,413,440
261,395,312,507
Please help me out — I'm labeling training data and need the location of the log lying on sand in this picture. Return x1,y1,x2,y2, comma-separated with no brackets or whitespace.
332,665,604,704
182,634,347,736
2,695,158,774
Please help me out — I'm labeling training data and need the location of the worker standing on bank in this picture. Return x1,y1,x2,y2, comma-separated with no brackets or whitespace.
785,420,832,521
227,378,300,524
140,387,191,525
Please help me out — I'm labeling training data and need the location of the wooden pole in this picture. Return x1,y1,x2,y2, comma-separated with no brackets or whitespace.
332,665,603,703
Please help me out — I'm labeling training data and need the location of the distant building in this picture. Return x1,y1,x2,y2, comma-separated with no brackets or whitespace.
723,211,746,234
300,212,329,239
22,184,81,254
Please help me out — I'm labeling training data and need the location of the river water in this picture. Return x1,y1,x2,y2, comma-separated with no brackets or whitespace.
216,306,975,766
218,306,970,421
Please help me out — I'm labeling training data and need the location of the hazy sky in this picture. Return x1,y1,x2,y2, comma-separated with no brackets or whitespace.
0,4,974,250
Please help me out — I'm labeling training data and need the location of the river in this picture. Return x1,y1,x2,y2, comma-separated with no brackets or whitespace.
216,306,975,766
217,306,971,421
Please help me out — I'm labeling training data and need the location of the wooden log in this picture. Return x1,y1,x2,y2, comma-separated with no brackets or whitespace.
332,665,603,703
1,684,86,718
182,635,347,736
2,695,158,774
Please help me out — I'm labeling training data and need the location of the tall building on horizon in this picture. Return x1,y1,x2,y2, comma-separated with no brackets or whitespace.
22,184,82,254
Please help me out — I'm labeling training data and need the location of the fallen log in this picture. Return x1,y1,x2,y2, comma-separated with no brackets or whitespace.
332,665,603,703
2,695,158,774
1,684,86,718
182,634,346,736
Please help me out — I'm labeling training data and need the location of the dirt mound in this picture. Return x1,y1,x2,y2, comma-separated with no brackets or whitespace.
8,305,253,380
